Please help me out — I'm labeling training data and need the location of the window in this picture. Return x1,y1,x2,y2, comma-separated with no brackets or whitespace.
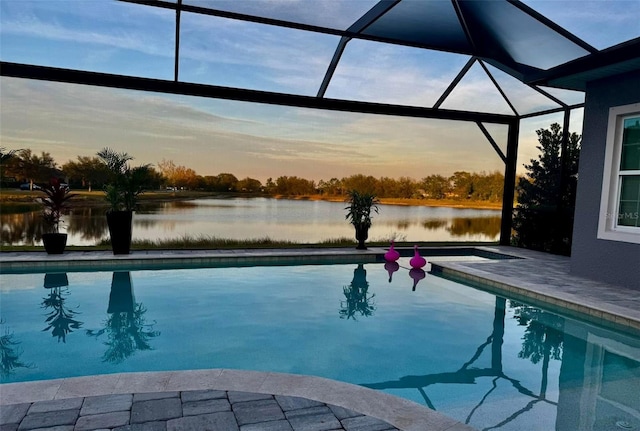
598,103,640,244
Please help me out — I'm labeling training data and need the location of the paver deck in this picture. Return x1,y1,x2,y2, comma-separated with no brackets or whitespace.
1,388,404,431
1,245,639,430
1,370,470,431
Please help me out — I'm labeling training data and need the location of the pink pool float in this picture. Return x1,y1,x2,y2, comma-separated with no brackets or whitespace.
384,240,400,262
409,245,426,269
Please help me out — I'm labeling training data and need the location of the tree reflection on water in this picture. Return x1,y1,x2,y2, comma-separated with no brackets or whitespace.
360,297,566,429
1,210,43,245
0,319,34,378
41,275,83,343
66,207,108,242
447,216,501,237
1,206,108,245
420,217,501,238
340,264,375,320
86,272,160,364
511,301,564,365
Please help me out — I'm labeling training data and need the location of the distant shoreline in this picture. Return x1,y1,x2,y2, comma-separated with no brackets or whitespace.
271,194,503,210
0,190,503,211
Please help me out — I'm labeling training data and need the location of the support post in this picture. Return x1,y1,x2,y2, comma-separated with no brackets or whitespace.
491,296,506,372
174,0,182,81
554,109,572,252
500,119,520,245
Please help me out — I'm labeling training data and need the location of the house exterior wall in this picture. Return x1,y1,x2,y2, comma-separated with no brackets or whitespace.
570,70,640,289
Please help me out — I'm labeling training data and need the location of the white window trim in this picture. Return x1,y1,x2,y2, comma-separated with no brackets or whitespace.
598,102,640,244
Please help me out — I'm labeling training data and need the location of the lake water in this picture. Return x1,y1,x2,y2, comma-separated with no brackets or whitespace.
1,197,501,246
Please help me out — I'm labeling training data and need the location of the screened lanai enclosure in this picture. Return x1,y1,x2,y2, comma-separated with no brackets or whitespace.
1,0,639,244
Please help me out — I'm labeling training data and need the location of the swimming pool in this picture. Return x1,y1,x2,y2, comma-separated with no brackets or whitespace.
1,258,639,431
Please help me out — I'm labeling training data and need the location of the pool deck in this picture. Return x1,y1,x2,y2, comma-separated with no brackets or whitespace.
1,245,639,431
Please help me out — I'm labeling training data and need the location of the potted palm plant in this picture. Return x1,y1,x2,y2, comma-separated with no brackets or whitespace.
40,178,75,254
97,148,152,255
345,190,379,250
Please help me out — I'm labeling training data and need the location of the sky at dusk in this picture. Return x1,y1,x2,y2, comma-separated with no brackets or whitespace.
1,0,638,182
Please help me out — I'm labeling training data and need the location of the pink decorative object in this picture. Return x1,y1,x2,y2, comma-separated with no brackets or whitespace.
384,261,399,282
409,245,426,269
384,240,400,262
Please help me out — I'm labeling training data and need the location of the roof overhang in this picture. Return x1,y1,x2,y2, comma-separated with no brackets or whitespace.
523,38,640,91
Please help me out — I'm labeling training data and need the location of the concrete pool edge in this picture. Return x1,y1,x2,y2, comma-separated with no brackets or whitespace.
0,245,514,274
0,369,473,431
0,248,383,274
429,247,640,334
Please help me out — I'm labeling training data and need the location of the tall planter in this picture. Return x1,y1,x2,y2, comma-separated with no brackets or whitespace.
355,225,369,250
106,210,133,255
39,179,75,255
42,233,68,255
345,190,379,251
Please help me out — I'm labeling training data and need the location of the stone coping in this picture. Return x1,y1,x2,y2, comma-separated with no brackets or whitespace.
0,370,474,431
428,248,640,334
0,246,514,274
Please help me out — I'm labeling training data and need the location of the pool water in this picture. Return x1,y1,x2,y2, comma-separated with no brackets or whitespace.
1,259,639,431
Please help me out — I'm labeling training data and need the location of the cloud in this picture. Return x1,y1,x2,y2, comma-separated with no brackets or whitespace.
0,76,510,182
0,1,175,58
178,13,338,94
325,40,471,107
185,0,378,30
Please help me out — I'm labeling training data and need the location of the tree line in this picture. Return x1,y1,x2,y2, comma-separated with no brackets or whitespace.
0,147,506,202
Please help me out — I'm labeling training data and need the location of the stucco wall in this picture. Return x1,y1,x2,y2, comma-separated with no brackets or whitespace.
570,70,640,288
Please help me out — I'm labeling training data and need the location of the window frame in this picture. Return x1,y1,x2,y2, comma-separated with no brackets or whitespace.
598,102,640,244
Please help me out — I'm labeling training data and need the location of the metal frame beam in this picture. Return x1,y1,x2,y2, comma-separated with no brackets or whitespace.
433,57,476,109
479,60,519,116
317,0,400,98
317,37,349,98
119,0,476,57
0,61,516,124
476,122,506,164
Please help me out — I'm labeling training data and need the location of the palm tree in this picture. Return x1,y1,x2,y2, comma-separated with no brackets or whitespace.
96,148,152,212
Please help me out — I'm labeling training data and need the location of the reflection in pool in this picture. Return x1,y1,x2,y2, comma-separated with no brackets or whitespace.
1,261,638,431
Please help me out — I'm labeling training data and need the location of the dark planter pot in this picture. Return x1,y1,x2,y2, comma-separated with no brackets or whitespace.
44,272,69,288
355,225,369,250
108,272,135,313
106,210,133,255
42,233,67,254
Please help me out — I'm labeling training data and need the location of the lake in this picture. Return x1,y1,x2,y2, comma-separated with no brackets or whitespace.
1,197,501,246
